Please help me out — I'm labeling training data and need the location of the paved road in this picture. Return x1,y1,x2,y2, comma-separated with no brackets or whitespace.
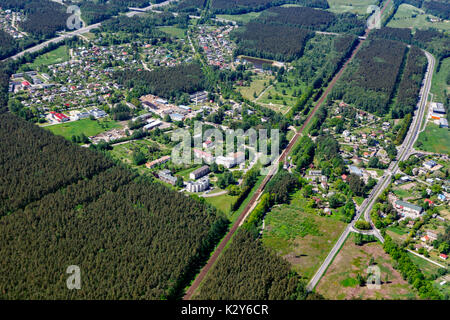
182,17,376,301
407,249,447,269
2,0,178,62
306,49,435,292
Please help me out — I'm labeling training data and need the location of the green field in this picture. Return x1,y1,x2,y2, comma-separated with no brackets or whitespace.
430,57,450,106
157,26,186,38
236,74,274,101
407,252,442,277
262,190,346,280
415,123,450,154
327,0,379,14
387,4,450,32
46,118,121,141
216,12,262,24
204,193,239,216
20,46,70,71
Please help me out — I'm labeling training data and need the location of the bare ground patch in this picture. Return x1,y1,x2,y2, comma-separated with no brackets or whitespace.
316,235,417,300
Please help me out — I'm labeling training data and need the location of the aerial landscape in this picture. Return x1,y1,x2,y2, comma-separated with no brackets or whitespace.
0,0,449,309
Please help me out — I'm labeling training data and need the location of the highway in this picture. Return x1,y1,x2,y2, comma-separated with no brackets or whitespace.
1,0,178,62
183,18,380,300
306,49,435,292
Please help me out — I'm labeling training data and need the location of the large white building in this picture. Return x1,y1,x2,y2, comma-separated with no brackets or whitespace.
395,200,423,219
186,177,209,193
216,152,245,169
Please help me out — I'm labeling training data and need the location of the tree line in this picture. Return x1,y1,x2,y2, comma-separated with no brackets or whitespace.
394,46,428,119
210,0,329,15
113,63,205,101
383,235,442,300
194,228,322,299
0,113,229,299
232,22,313,62
329,39,407,116
259,6,365,35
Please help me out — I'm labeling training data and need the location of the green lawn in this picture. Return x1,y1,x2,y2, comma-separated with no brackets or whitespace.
204,193,238,216
415,123,450,155
236,74,274,101
262,190,347,280
216,12,262,24
430,57,450,106
157,26,186,38
327,0,379,14
353,196,365,206
46,118,121,141
387,225,408,236
407,252,441,277
387,4,450,32
20,46,70,70
392,188,415,200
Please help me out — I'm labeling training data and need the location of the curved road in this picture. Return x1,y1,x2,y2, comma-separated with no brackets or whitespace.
2,0,178,62
306,49,435,292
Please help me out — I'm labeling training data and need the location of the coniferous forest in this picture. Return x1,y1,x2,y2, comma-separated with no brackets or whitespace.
232,23,313,62
210,0,329,14
113,63,205,100
329,39,408,116
0,113,228,299
195,229,322,300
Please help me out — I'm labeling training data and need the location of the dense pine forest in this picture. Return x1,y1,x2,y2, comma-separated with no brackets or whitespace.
423,0,450,20
259,6,365,35
329,39,407,116
0,113,229,299
113,63,205,101
0,0,69,39
0,30,17,60
210,0,329,14
371,27,449,70
393,46,428,118
0,114,113,217
194,229,322,300
172,0,207,13
232,23,313,62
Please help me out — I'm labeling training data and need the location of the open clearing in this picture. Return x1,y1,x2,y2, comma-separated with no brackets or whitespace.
431,57,450,105
316,234,417,300
204,193,239,217
387,4,450,32
262,190,346,280
236,74,274,101
216,12,262,24
327,0,379,14
158,26,186,38
19,45,70,71
415,123,450,154
46,118,121,140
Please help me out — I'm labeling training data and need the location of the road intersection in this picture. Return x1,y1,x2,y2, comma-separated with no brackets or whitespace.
306,49,436,292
